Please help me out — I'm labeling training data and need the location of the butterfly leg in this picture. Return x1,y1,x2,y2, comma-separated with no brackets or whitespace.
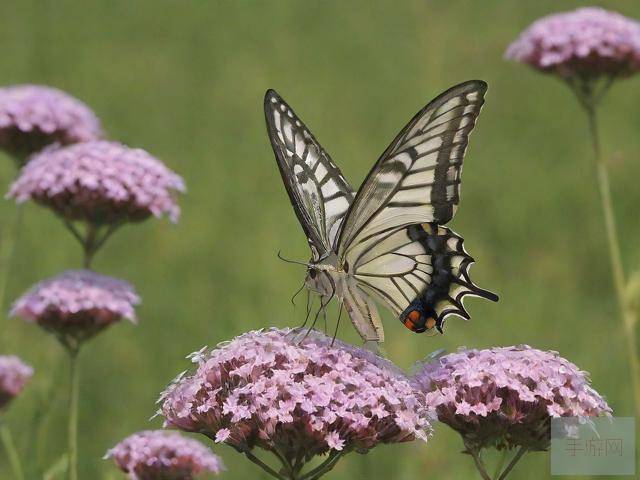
290,280,306,310
301,274,335,343
330,302,344,347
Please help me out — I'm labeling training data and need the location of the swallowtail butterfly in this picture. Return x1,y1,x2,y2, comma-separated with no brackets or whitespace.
265,80,498,343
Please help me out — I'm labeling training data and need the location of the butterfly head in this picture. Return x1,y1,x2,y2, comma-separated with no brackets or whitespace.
304,267,335,297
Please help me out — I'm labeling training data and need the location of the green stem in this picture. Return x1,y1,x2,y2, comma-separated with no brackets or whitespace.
299,451,344,480
492,450,508,479
586,105,640,419
0,206,23,344
497,447,526,480
243,450,288,480
467,447,491,480
83,224,97,269
0,423,24,480
67,349,80,480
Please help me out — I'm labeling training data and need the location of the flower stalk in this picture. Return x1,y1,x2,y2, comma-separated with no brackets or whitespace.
67,348,80,480
468,445,527,480
0,207,23,343
580,92,640,420
0,421,24,480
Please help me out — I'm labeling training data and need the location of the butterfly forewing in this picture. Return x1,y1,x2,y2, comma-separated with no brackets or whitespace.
336,80,488,254
264,90,354,260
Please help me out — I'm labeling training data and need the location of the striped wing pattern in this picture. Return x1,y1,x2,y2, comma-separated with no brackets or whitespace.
265,90,354,260
347,226,432,317
267,81,497,340
351,223,497,333
338,80,496,333
337,80,488,256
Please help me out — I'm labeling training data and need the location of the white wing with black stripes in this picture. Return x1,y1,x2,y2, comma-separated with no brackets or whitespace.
267,81,497,342
265,90,354,260
337,80,487,252
338,80,497,334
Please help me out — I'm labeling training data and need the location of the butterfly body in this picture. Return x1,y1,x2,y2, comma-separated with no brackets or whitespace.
265,81,498,343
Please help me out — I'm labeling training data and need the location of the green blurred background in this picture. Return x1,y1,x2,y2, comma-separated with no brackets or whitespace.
0,1,638,478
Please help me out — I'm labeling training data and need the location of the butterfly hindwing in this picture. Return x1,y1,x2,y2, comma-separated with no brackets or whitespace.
351,223,498,333
264,90,354,260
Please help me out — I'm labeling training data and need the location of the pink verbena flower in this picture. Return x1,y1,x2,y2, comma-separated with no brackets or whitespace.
0,355,33,410
505,7,640,79
0,85,102,162
7,140,185,224
160,328,431,478
106,430,224,480
413,345,611,452
10,270,140,351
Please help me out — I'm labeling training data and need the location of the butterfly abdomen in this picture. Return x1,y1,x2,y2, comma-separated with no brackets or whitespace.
399,223,498,333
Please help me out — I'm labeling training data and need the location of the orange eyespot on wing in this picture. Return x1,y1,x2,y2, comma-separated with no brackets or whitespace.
402,310,427,333
425,317,437,330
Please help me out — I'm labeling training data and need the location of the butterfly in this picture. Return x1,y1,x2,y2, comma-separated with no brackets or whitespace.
265,80,497,343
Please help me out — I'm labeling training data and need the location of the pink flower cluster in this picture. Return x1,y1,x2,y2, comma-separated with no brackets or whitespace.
0,355,33,410
106,430,224,480
505,7,640,78
7,140,185,224
11,270,140,348
412,345,611,451
0,85,102,160
160,329,431,463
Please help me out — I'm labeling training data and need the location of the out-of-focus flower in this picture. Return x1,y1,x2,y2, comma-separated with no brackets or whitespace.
7,140,185,225
10,270,139,351
412,345,611,451
106,430,224,480
0,85,102,162
0,355,33,410
160,328,431,478
505,7,640,79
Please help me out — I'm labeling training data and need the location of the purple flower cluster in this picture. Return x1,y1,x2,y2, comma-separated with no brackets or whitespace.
11,270,139,349
0,355,33,410
160,329,431,463
106,430,224,480
0,85,102,160
7,140,185,224
412,345,611,451
505,7,640,78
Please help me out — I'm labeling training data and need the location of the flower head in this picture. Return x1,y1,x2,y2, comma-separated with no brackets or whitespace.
106,430,224,480
160,329,431,473
413,345,611,451
7,140,185,224
0,85,102,161
10,270,140,351
505,7,640,79
0,355,33,410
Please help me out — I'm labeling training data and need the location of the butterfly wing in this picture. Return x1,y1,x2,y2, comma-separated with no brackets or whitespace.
347,223,497,333
341,277,385,343
265,90,354,260
338,80,497,333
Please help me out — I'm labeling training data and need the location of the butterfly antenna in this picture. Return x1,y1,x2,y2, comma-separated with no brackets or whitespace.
277,251,310,267
331,302,344,347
